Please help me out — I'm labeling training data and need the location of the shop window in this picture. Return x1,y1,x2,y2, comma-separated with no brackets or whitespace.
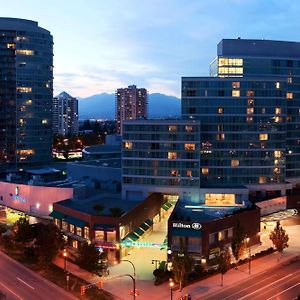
185,125,193,132
201,168,209,175
70,224,75,234
76,227,82,236
286,92,293,99
107,231,116,243
232,82,240,89
84,226,90,239
232,90,240,97
184,143,195,150
62,221,68,231
95,230,105,241
169,125,177,132
259,134,268,141
168,152,177,159
231,160,239,167
124,141,133,149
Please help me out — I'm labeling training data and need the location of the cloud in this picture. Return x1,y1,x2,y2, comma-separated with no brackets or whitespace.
146,78,180,97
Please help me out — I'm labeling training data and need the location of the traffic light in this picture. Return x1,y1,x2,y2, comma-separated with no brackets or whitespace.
80,285,86,295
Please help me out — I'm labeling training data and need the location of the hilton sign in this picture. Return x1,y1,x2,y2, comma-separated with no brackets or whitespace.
172,222,202,230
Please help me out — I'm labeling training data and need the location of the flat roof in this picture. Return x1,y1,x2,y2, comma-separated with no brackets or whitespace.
26,168,61,175
69,158,121,168
83,144,121,154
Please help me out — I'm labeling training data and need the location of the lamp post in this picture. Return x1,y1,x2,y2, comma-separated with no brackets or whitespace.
169,278,174,300
121,259,136,278
246,237,251,275
63,248,67,272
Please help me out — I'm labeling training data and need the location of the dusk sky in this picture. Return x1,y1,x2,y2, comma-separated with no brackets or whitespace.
2,0,300,97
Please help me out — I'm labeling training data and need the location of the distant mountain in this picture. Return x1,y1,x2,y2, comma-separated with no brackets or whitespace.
78,93,180,119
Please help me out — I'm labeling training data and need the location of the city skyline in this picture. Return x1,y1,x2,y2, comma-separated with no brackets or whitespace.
2,0,300,98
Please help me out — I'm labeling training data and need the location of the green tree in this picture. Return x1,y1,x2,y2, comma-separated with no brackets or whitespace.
76,242,106,275
231,220,246,262
216,247,231,286
12,217,34,243
269,221,289,255
172,243,193,291
35,223,64,268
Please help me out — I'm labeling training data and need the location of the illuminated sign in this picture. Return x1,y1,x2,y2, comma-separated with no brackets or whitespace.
12,194,27,203
172,222,202,230
121,241,167,248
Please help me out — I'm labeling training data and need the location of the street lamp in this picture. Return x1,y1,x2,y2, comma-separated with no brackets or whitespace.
169,278,174,300
63,248,67,272
246,237,251,274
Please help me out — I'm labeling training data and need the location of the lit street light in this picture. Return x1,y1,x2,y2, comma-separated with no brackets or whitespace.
63,248,67,272
245,237,251,274
169,278,174,300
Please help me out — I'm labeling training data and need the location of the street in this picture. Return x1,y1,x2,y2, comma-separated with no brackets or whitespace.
203,257,300,300
0,251,77,300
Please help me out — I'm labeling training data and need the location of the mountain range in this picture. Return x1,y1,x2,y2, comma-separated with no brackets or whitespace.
78,93,181,119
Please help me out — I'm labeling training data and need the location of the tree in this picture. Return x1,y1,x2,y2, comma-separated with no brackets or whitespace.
35,223,64,268
12,217,34,243
269,221,289,256
172,243,193,291
76,242,106,275
216,247,231,286
231,220,246,262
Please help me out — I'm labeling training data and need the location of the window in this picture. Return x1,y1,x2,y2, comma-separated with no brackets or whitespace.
259,176,266,184
217,133,225,140
124,141,132,149
184,143,195,150
275,82,280,89
168,152,177,159
232,82,240,89
70,224,75,234
248,99,254,106
231,160,239,167
7,43,15,49
169,125,177,132
274,117,282,123
72,240,78,249
287,77,293,84
274,167,280,175
247,108,254,114
201,168,209,175
247,117,253,123
42,119,48,124
261,108,266,114
76,227,82,236
218,231,223,241
232,90,240,97
275,108,281,115
186,170,192,177
54,218,60,228
217,107,224,114
16,49,34,55
274,150,282,158
259,134,268,141
185,125,193,132
95,230,105,241
17,87,32,93
107,231,116,243
62,221,68,231
171,169,179,176
84,226,89,239
286,92,293,99
247,90,254,97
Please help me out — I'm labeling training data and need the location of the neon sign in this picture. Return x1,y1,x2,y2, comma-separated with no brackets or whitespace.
121,241,168,248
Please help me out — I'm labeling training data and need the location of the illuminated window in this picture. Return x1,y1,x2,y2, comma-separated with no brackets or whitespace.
171,169,179,176
275,107,281,115
259,176,266,184
248,99,254,106
19,118,25,125
286,92,293,99
298,108,300,115
287,77,293,84
16,49,34,55
7,43,15,49
169,125,177,132
247,117,253,123
274,150,282,158
247,108,254,114
185,125,193,132
124,141,133,149
72,240,78,249
201,168,209,175
26,99,32,105
231,160,239,167
219,58,229,66
17,87,32,93
274,117,282,123
84,227,89,239
41,119,48,124
247,90,254,97
218,231,223,241
275,82,280,89
76,227,82,236
274,159,279,165
95,230,105,241
62,221,68,231
217,133,225,140
17,149,34,155
259,134,268,141
232,90,240,97
273,167,280,175
217,107,224,114
217,124,224,131
186,170,192,177
107,231,116,243
70,224,75,234
232,82,240,89
205,193,235,205
184,143,195,150
168,152,177,159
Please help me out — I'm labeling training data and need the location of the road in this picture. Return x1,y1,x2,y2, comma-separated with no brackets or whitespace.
202,257,300,300
0,251,77,300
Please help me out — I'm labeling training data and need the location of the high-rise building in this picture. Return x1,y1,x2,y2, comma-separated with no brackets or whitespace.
53,91,79,136
116,85,148,134
0,18,53,171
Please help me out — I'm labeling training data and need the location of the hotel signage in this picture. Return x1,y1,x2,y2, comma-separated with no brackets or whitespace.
11,186,27,203
172,222,202,230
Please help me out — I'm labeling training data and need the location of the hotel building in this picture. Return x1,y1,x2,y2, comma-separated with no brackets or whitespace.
0,18,53,170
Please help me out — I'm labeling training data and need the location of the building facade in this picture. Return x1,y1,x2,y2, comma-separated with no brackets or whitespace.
53,91,79,136
0,18,53,170
116,85,148,134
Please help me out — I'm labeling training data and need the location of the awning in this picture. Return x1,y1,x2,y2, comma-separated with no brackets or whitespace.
125,232,140,242
140,222,150,231
93,224,116,231
162,202,172,211
133,227,145,237
145,219,153,226
64,216,87,228
49,211,65,219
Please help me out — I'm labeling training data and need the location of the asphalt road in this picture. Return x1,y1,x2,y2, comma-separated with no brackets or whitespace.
0,251,77,300
203,257,300,300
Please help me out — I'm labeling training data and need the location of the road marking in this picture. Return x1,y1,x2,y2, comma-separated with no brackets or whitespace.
0,280,24,300
265,282,300,300
238,270,300,300
17,277,35,290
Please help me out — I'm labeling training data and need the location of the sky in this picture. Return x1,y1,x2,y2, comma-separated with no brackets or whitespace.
2,0,300,98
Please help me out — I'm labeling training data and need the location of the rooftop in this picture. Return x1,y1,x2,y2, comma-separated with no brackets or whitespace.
69,158,121,168
82,144,121,154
